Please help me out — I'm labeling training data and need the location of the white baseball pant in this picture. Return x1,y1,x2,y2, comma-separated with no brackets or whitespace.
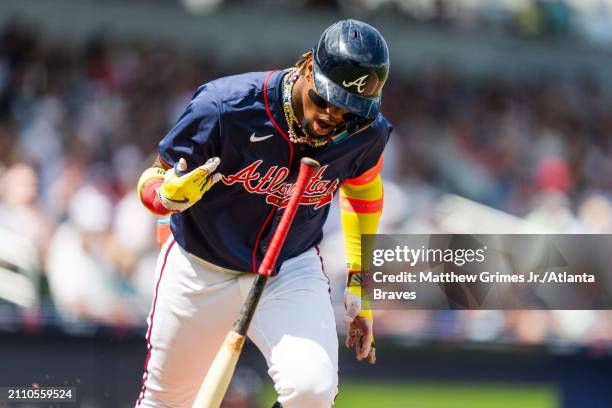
136,237,338,407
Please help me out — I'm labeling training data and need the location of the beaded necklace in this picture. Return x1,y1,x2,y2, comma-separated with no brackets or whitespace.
282,69,329,148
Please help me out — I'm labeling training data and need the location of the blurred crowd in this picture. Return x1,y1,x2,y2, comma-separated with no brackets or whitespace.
224,0,612,47
0,23,611,349
333,0,580,39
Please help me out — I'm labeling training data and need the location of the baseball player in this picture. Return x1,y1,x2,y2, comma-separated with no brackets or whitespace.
135,19,392,407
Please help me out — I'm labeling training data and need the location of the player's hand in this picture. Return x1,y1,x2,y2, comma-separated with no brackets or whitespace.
344,285,376,364
158,157,222,212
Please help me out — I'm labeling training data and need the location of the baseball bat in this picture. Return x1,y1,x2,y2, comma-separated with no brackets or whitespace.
192,157,321,408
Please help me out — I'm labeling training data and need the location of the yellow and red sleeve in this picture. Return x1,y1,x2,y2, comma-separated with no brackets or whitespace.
340,156,383,289
138,156,172,214
137,163,175,246
137,166,171,217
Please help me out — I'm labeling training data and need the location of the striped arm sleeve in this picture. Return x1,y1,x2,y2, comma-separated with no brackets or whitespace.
340,156,383,287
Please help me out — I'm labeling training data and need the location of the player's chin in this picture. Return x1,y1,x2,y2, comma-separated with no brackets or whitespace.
311,119,336,136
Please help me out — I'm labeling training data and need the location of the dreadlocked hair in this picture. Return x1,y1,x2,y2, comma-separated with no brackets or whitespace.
294,50,313,75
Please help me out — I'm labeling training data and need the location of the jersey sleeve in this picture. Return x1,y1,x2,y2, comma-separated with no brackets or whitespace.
159,83,222,169
348,116,392,180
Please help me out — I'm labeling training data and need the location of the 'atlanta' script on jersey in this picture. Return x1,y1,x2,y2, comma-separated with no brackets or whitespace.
222,160,339,209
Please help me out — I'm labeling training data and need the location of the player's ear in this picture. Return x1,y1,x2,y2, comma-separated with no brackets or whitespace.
305,59,314,79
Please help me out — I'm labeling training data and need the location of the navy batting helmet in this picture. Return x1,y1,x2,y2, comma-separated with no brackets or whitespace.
313,19,390,119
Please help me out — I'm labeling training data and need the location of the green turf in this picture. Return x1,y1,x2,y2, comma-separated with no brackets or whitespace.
259,380,560,408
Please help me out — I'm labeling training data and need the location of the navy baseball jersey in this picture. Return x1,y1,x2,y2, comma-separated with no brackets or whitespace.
159,69,392,274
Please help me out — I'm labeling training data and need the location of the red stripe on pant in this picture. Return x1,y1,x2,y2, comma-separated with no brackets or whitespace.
136,239,175,406
315,246,332,299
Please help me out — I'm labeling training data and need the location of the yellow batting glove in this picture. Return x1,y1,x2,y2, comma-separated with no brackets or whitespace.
158,157,222,212
344,274,376,364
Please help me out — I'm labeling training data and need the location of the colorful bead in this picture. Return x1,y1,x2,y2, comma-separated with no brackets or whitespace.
282,69,329,148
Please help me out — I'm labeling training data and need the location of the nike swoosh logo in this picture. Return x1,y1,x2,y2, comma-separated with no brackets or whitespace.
165,197,189,204
250,133,274,142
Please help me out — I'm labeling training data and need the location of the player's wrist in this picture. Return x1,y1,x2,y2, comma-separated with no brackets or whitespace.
138,167,172,216
345,286,372,315
346,269,365,287
345,270,372,316
137,167,166,195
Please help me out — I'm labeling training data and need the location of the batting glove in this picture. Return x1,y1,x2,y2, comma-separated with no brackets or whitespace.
158,157,222,212
344,273,376,364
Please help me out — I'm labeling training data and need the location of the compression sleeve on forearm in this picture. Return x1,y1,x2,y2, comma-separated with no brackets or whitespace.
340,156,383,285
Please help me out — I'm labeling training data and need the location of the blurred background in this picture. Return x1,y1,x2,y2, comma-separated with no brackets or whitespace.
0,0,611,407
